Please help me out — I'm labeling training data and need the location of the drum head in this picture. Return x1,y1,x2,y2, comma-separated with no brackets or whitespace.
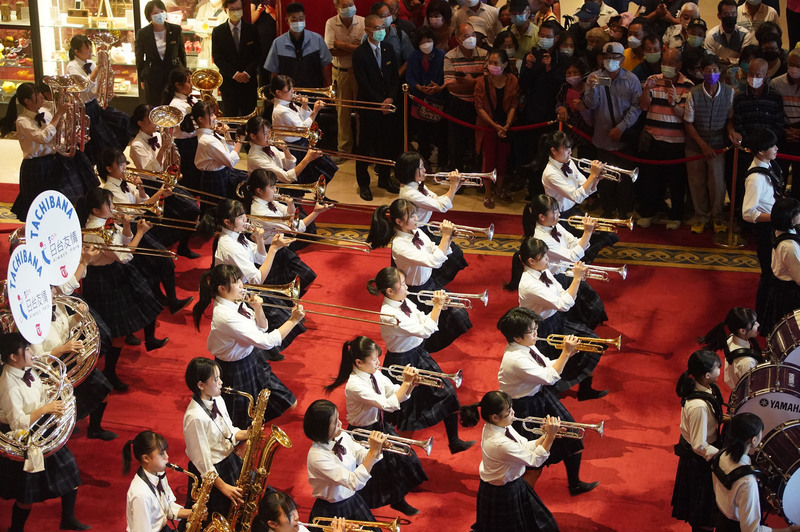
735,391,800,435
784,473,800,525
730,364,800,435
755,420,800,525
768,310,800,365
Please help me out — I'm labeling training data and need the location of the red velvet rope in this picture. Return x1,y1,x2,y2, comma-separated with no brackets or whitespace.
408,93,556,132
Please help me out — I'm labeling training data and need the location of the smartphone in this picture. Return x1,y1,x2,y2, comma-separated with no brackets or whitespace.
656,78,674,88
597,76,612,86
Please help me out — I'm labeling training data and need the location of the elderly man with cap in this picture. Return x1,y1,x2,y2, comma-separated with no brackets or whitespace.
452,0,502,44
662,2,700,49
505,0,539,63
567,1,601,51
467,16,493,52
584,41,642,219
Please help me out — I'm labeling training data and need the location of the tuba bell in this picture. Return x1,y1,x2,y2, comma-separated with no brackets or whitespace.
148,105,184,174
190,68,222,110
90,32,116,109
51,295,101,387
44,74,91,157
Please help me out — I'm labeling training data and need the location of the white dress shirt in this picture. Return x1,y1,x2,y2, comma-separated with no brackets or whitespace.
742,159,776,223
272,99,313,143
534,223,587,273
214,229,267,284
771,230,800,284
207,296,282,361
398,183,453,225
518,266,575,320
478,423,550,486
345,368,407,427
712,452,771,532
66,58,97,102
246,144,298,182
104,175,146,206
130,130,163,172
0,365,47,431
84,215,134,265
16,108,57,159
250,197,306,245
379,297,438,353
195,128,239,171
679,382,720,461
724,335,758,391
498,342,561,399
391,229,450,287
126,469,183,532
169,93,198,140
183,397,240,476
542,157,594,213
307,430,377,502
31,300,76,359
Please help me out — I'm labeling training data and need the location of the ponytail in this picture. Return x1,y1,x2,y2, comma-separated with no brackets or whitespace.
193,264,242,330
723,412,764,463
0,82,38,136
122,430,168,475
366,267,405,297
675,349,720,398
366,199,417,249
459,391,513,427
196,198,246,241
697,322,727,352
121,439,135,475
504,236,547,291
241,168,276,207
698,307,757,351
325,336,381,394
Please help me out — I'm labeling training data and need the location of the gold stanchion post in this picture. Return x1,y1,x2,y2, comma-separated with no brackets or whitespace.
402,83,409,152
713,145,746,248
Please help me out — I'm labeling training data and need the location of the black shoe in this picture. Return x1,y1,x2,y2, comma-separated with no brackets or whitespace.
377,180,400,193
169,296,194,314
569,481,599,496
104,373,129,392
359,187,373,201
390,499,420,516
176,246,200,259
268,351,285,361
577,388,610,402
60,518,91,530
87,429,119,441
145,337,169,351
124,334,141,346
448,439,476,454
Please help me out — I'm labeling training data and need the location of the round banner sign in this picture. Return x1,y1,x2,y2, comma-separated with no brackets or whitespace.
7,244,52,344
25,190,82,285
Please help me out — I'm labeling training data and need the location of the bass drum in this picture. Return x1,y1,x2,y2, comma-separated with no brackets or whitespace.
754,420,800,525
767,310,800,365
728,363,800,435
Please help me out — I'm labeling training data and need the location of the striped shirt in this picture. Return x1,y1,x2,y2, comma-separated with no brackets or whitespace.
443,46,488,102
643,73,694,143
769,74,800,127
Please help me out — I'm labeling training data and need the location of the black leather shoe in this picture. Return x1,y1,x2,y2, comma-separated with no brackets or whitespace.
145,337,169,352
87,429,119,441
390,499,420,516
359,187,373,201
377,179,400,193
60,518,91,530
169,296,194,314
268,351,285,361
569,481,599,496
577,388,610,402
177,246,201,259
448,439,476,454
124,334,141,346
104,373,129,392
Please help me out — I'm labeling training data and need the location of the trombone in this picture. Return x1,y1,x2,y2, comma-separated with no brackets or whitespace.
410,289,489,310
249,217,372,253
557,261,627,281
277,176,327,202
570,157,639,183
513,416,605,439
426,169,496,186
300,517,401,532
81,227,116,245
343,428,433,456
269,125,323,146
567,215,634,232
268,138,396,167
216,108,259,126
378,364,463,388
113,201,198,232
273,193,374,214
84,242,178,259
125,167,225,206
545,334,622,353
423,221,495,242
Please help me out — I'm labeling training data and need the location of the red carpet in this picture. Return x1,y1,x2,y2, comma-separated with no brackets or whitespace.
0,218,785,531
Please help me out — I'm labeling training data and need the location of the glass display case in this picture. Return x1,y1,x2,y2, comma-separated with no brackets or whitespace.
0,0,36,101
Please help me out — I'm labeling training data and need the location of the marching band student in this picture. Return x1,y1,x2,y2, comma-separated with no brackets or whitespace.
66,34,134,164
245,115,323,183
0,82,98,221
0,332,89,532
269,75,339,185
711,413,800,532
395,151,468,286
495,307,599,496
698,307,763,391
182,357,248,520
367,199,472,352
192,100,246,204
98,147,193,316
505,236,608,400
164,68,201,190
324,336,426,516
252,491,345,532
459,391,561,531
122,430,192,532
366,267,475,453
79,187,167,391
671,349,724,532
192,264,304,428
129,103,201,259
303,399,387,523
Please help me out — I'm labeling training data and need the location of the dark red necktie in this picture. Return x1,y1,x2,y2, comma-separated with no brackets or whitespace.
333,437,347,460
187,95,196,106
540,271,552,287
411,231,423,250
263,145,274,157
147,136,161,150
34,112,46,126
213,131,225,141
82,62,93,74
267,202,278,213
289,101,299,112
505,428,518,442
550,226,560,242
418,182,428,196
370,374,381,394
529,348,546,367
210,399,221,419
561,162,572,175
156,474,166,495
120,180,130,193
238,233,249,246
237,302,252,319
400,300,412,317
22,368,34,387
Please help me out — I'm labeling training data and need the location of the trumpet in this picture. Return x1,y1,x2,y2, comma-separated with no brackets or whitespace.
557,261,627,282
426,169,497,186
570,157,639,183
410,289,489,310
513,417,605,439
343,428,433,456
545,334,622,353
423,221,495,242
301,517,401,532
567,215,634,232
378,364,463,388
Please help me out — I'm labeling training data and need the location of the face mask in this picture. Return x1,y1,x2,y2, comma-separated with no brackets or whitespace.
566,75,582,86
703,72,721,84
762,51,779,62
372,28,386,42
429,17,443,28
604,59,621,72
686,35,703,47
644,51,661,63
661,65,676,77
461,36,477,49
578,20,593,30
505,47,517,57
151,12,167,25
748,76,764,89
228,9,243,23
627,36,641,48
382,16,393,28
466,0,480,6
419,41,434,54
721,15,737,32
560,47,574,57
290,20,305,32
488,64,505,75
788,67,800,79
338,5,356,18
539,37,554,50
513,14,528,25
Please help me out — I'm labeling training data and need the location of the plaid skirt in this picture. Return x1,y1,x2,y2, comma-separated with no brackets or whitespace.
536,313,601,392
262,247,317,298
148,190,200,247
83,99,135,165
407,278,472,354
670,441,717,527
756,275,800,338
309,493,376,525
288,138,339,183
420,226,469,286
56,152,99,207
130,231,175,282
384,345,460,431
200,167,248,204
82,261,164,338
553,274,608,329
0,444,81,504
215,353,296,429
12,155,59,221
348,420,428,508
511,388,582,467
74,369,112,420
715,513,741,532
86,300,112,359
174,137,201,190
187,452,243,520
475,478,559,532
255,296,306,350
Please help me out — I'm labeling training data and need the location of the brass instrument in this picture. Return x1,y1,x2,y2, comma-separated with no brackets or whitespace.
281,82,395,112
114,200,164,216
557,261,628,282
426,169,497,186
81,226,116,245
276,175,327,201
545,334,622,353
513,417,605,439
268,125,322,147
203,515,233,532
301,517,401,532
292,84,336,99
191,68,222,108
44,74,91,157
343,428,433,456
166,463,221,532
566,215,634,232
423,221,495,242
410,289,489,310
570,157,639,183
216,108,259,126
85,241,178,259
248,214,372,253
90,32,116,109
53,295,101,386
275,193,374,213
125,167,224,206
148,105,184,174
378,364,463,388
268,139,396,167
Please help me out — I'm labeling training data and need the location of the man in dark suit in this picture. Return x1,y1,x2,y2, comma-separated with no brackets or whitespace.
352,13,400,201
211,0,261,117
135,0,187,106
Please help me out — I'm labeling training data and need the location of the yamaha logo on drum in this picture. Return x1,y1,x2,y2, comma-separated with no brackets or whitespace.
765,398,800,413
760,398,769,407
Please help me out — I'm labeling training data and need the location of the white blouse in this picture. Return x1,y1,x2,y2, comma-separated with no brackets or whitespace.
478,423,550,486
533,222,587,273
126,469,183,532
168,93,198,140
246,144,298,183
498,342,561,399
306,431,377,503
206,296,283,362
195,128,239,171
771,230,800,285
16,108,57,159
391,229,449,287
84,215,134,265
518,266,575,320
271,99,312,143
66,57,98,102
345,368,407,427
214,228,266,284
183,397,240,475
250,197,306,245
724,335,758,391
379,297,438,353
130,130,163,172
398,182,453,225
679,382,720,461
542,156,594,213
742,159,776,224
